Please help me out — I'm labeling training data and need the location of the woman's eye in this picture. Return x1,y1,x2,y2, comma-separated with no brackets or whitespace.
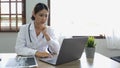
39,14,48,17
40,14,44,17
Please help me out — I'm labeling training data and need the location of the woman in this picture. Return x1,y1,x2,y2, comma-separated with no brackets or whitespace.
15,3,60,58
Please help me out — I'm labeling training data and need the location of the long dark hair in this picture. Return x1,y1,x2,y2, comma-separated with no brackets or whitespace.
31,3,49,20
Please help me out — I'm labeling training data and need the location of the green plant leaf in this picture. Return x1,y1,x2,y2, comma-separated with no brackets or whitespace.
86,36,96,47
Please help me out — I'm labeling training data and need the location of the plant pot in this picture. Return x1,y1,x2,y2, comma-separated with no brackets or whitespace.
85,47,95,58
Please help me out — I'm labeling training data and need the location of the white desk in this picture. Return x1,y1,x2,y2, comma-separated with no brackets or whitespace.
0,52,120,68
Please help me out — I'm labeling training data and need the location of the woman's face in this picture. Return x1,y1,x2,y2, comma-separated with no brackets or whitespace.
33,9,48,25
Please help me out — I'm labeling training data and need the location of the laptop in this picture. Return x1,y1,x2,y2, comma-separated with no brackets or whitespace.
40,37,88,65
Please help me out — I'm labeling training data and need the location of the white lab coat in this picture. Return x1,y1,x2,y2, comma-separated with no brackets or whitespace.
15,21,60,56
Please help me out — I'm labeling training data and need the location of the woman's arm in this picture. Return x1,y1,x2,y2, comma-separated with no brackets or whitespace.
15,25,37,56
43,27,60,54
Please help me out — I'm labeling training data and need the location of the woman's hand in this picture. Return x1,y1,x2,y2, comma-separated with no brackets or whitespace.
41,25,51,41
41,25,47,34
35,51,51,58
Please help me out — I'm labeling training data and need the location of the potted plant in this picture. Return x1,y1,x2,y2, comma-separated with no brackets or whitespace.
85,36,96,58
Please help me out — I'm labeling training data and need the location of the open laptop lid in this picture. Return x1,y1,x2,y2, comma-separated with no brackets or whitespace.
40,37,88,65
56,37,88,65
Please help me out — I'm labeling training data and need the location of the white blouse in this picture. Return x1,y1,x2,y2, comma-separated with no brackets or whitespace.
15,22,60,56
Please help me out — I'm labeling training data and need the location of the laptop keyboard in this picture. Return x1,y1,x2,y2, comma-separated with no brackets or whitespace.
40,56,57,61
39,55,58,64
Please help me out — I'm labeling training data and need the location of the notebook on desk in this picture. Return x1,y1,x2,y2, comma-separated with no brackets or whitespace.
40,37,88,65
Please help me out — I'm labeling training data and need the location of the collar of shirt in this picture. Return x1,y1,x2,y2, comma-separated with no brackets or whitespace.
29,21,44,40
29,21,34,31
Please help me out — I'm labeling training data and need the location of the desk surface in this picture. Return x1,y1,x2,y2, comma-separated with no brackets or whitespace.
0,52,120,68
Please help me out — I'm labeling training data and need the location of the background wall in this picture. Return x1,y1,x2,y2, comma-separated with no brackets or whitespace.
0,0,120,58
95,39,120,57
0,33,17,53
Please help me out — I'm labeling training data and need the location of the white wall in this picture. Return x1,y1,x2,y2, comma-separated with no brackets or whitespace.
95,39,120,57
0,0,120,58
0,33,17,53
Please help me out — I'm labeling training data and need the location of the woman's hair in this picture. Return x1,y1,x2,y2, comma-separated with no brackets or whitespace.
31,3,49,20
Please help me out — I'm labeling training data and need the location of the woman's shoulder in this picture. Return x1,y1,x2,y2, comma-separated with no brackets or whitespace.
19,23,30,31
20,23,29,28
